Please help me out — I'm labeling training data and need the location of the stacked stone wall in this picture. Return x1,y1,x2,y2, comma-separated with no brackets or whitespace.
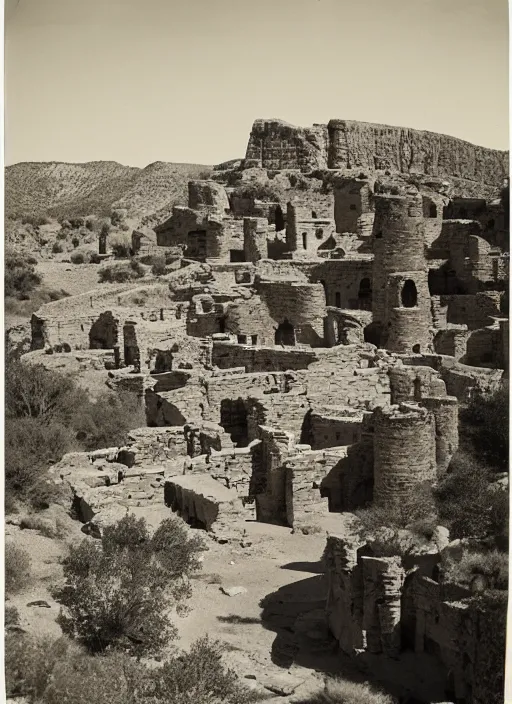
373,405,436,509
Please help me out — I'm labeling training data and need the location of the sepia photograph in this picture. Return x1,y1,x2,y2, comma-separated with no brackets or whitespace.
3,1,510,702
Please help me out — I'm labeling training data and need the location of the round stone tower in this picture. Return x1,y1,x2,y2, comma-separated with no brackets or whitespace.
371,184,433,354
373,404,436,510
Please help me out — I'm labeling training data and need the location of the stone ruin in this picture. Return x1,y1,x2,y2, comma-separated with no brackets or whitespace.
21,118,509,704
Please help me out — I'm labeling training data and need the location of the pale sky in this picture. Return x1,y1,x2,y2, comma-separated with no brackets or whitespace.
4,0,510,167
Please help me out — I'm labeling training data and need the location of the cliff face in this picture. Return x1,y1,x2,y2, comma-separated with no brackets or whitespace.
245,118,509,189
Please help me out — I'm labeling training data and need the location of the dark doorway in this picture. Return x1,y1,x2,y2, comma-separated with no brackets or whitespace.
358,277,372,309
275,205,285,232
230,250,246,263
185,230,207,261
429,203,437,218
220,398,249,447
275,319,295,346
302,232,308,249
401,279,418,308
335,292,341,308
89,311,118,349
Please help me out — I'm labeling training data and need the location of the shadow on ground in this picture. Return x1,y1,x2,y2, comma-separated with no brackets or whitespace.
258,574,450,704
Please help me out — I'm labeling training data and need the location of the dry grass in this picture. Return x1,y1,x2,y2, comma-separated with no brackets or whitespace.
299,678,396,704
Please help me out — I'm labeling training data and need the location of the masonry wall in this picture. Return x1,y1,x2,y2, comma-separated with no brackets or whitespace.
440,291,502,330
310,258,373,310
212,341,317,372
373,405,437,509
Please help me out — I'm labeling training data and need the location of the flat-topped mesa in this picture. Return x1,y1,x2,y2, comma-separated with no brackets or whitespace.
244,118,508,187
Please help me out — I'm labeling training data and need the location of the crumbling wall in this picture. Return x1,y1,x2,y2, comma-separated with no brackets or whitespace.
212,340,317,372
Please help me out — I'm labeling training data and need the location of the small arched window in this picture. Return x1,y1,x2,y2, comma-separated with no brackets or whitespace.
401,279,418,308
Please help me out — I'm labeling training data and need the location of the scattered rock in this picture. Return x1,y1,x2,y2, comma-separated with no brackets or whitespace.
26,600,52,608
220,586,247,597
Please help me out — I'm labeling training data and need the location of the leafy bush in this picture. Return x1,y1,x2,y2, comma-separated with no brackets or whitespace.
443,549,508,590
98,260,144,283
70,247,99,265
89,251,102,264
151,256,167,276
5,361,144,507
5,605,20,627
70,250,85,264
71,236,80,248
111,235,132,258
21,214,51,227
51,242,63,254
297,677,396,704
356,482,437,533
55,514,204,655
5,248,42,299
56,228,69,240
461,385,509,470
5,543,32,595
5,633,71,700
434,450,509,541
237,181,281,202
5,633,256,704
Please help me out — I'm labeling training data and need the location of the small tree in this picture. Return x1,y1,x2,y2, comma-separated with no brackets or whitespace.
5,249,42,299
55,514,204,655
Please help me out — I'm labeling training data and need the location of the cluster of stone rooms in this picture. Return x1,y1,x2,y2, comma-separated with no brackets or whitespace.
24,130,509,703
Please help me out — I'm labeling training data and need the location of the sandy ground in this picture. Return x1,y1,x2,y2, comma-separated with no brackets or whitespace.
36,261,103,298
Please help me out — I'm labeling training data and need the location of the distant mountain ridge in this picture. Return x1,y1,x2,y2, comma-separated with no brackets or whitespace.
5,160,212,223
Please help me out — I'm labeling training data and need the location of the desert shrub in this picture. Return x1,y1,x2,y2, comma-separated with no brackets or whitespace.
55,514,204,655
51,242,63,254
461,385,509,470
198,169,213,179
237,182,281,202
298,677,396,704
99,259,144,283
19,513,58,538
149,636,258,704
151,256,167,276
5,248,42,299
56,228,69,240
434,450,509,541
111,235,132,258
71,236,80,248
356,482,437,533
70,250,85,264
21,214,51,227
5,633,256,704
443,549,508,590
5,543,32,595
5,605,20,627
111,209,128,226
5,361,144,507
5,633,71,700
89,251,102,264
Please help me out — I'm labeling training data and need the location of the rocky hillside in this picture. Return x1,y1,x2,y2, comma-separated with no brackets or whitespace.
5,160,212,223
